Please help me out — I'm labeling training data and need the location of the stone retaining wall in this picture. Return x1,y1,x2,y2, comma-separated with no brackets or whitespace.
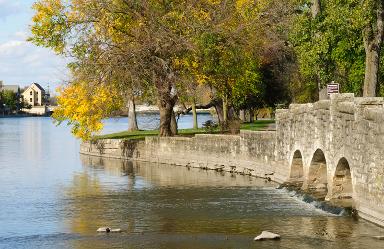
80,93,384,227
80,130,290,183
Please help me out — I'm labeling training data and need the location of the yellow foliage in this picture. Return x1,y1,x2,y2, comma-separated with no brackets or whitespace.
53,82,123,140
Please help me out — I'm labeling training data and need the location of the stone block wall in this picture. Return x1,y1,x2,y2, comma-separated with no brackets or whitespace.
81,131,289,183
80,93,384,226
275,93,384,226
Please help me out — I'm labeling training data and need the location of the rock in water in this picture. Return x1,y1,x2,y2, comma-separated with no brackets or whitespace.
374,235,384,240
97,227,122,233
97,227,111,233
254,231,281,241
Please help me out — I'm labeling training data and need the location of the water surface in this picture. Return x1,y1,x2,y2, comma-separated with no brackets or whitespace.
0,116,383,249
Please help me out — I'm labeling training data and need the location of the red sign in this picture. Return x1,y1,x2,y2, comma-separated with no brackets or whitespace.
327,83,339,95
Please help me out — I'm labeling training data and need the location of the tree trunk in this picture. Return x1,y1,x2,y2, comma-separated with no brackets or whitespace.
214,103,224,123
127,97,138,131
363,45,380,96
191,100,198,129
157,84,176,137
159,103,173,136
239,110,245,122
249,108,254,123
223,95,228,122
311,0,321,18
255,109,260,121
171,110,178,135
312,0,322,100
363,3,383,97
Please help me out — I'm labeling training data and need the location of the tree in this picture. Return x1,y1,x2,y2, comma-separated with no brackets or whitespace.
53,81,123,140
291,0,384,98
30,0,299,139
30,0,196,138
362,0,384,96
1,90,17,112
187,0,268,123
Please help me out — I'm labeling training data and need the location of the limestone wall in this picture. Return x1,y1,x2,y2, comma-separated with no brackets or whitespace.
81,131,289,183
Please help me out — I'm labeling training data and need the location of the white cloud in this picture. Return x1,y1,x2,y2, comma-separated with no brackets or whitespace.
0,33,69,89
13,31,28,40
0,1,69,90
0,0,22,21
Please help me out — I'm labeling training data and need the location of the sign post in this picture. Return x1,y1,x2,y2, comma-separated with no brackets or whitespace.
327,82,339,95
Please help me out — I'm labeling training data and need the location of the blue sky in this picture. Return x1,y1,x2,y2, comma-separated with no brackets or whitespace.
0,0,68,91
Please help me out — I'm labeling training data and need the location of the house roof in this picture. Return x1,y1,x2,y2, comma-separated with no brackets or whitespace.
32,83,45,91
22,83,46,95
2,85,20,93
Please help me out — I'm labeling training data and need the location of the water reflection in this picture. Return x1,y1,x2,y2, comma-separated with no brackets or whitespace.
80,155,272,188
59,155,384,249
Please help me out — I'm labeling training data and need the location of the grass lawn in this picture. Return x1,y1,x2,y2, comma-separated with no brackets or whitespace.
240,120,275,131
96,119,275,140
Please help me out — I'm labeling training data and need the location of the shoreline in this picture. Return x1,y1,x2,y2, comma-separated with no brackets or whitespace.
80,94,384,228
79,134,358,219
0,113,51,118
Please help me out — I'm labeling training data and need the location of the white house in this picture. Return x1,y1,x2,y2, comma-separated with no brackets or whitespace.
22,83,47,106
21,83,50,115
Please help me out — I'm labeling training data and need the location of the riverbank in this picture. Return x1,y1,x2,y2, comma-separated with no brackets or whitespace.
0,113,51,118
81,130,288,185
82,94,384,228
79,131,368,229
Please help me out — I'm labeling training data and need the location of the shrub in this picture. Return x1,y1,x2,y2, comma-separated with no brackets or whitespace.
202,120,218,133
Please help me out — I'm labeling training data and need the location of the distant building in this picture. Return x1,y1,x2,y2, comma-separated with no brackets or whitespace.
0,84,21,94
21,83,47,106
21,83,50,115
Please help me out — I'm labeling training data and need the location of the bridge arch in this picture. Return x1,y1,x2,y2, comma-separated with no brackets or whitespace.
331,157,353,200
290,150,304,186
306,149,328,199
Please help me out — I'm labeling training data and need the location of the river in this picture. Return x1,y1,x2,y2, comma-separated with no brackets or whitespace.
0,115,383,249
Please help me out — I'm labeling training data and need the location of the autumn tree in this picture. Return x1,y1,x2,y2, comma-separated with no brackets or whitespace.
53,81,123,140
30,0,198,138
30,0,301,139
181,0,268,123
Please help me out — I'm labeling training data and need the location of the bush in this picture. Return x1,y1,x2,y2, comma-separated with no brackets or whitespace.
202,120,218,133
218,119,241,134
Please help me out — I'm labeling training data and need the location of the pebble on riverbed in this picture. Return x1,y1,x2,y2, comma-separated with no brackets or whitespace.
254,231,281,241
97,227,122,233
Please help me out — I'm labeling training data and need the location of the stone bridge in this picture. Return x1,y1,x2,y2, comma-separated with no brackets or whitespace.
275,93,384,226
81,93,384,226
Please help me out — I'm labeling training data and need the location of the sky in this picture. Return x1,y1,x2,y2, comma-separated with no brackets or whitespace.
0,0,68,92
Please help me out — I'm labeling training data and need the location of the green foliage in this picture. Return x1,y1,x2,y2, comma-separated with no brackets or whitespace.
290,0,384,99
202,120,218,133
29,0,68,54
1,90,18,111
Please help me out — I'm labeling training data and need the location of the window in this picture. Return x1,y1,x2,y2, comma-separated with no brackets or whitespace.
30,91,32,95
30,98,32,103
